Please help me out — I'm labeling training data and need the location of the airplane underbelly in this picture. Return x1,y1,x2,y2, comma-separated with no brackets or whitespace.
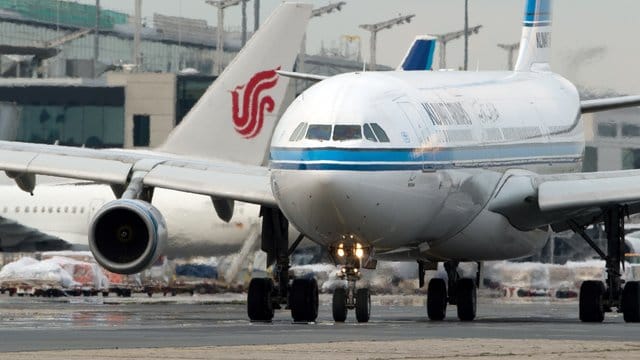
273,169,490,251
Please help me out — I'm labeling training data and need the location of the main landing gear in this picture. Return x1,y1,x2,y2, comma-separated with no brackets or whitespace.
421,261,479,321
247,208,319,323
331,242,374,323
570,205,640,323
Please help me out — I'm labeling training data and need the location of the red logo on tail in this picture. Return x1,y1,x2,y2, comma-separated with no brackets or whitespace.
231,67,281,139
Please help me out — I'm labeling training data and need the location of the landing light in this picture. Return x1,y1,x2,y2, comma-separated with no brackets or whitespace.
355,243,364,258
337,248,345,257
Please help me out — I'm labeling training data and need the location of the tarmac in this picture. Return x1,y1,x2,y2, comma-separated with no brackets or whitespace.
0,293,639,359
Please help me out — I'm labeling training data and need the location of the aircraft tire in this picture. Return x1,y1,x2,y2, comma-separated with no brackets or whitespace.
355,288,371,323
622,281,640,323
332,287,348,322
579,280,605,323
290,278,319,322
456,278,477,321
247,278,274,322
427,278,447,321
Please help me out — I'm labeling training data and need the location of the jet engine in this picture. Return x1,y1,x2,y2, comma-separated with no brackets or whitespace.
89,199,167,274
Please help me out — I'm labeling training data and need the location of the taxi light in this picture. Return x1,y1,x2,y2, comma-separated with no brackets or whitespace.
355,248,364,258
337,248,345,257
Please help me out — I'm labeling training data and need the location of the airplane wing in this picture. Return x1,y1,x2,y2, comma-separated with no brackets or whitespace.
0,141,276,207
488,169,640,232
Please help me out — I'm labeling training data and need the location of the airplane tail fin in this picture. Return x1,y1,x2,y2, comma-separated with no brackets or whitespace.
158,3,312,164
514,0,552,72
397,36,436,71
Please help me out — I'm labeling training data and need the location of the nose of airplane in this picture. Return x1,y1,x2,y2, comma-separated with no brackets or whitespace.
271,169,405,249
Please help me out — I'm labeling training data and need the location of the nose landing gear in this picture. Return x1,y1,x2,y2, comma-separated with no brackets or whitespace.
332,266,371,323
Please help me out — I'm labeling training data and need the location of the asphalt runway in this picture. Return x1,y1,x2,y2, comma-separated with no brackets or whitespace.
1,293,639,357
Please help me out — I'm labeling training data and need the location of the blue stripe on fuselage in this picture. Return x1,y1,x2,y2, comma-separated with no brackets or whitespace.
270,142,583,171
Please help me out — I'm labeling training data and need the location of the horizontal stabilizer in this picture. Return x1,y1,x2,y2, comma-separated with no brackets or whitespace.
276,70,328,82
580,95,640,114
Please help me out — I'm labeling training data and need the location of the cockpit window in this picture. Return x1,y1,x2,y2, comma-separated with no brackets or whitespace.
289,122,308,141
306,125,332,141
363,124,377,142
370,123,390,142
333,125,362,141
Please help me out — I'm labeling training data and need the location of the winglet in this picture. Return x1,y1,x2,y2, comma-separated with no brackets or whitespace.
514,0,552,72
397,35,436,71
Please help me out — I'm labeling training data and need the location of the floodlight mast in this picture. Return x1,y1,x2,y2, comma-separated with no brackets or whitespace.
360,14,415,71
497,43,519,71
433,24,481,69
299,2,346,74
205,0,243,75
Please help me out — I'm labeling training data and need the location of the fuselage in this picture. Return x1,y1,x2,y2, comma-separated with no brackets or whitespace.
270,70,583,262
0,183,262,256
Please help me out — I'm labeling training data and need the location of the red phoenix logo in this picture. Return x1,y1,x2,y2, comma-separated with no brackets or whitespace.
231,67,281,139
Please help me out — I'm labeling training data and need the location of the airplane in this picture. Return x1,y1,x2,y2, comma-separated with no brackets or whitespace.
0,181,262,257
0,0,639,326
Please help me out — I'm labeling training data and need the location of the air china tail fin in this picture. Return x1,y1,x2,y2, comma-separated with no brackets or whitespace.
514,0,552,72
159,3,312,164
397,36,436,71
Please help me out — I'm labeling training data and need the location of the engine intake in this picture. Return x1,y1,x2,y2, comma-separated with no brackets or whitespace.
89,199,167,274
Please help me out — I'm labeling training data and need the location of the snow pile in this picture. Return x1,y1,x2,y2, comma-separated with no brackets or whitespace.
0,257,78,288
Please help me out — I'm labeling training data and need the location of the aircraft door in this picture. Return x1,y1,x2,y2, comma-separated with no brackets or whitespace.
397,102,434,171
88,199,104,221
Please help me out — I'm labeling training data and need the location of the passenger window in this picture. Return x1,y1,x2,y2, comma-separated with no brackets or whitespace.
370,123,390,142
72,206,77,214
33,207,37,213
306,125,332,141
25,207,29,213
363,124,378,142
80,207,85,214
48,207,53,213
56,207,61,213
64,206,69,213
289,122,308,142
15,206,20,213
333,125,362,141
2,206,6,213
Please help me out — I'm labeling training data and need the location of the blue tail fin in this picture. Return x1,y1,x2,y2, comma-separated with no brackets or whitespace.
514,0,552,72
398,36,436,71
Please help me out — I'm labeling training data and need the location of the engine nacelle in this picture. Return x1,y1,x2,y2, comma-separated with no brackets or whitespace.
89,199,167,275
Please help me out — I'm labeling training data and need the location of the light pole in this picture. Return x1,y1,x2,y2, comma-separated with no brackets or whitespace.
464,0,469,70
497,43,519,70
360,14,415,71
205,0,242,76
299,2,346,74
433,25,481,69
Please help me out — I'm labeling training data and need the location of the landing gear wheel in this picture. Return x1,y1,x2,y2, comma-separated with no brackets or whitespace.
332,287,348,322
579,280,605,323
427,278,447,321
456,278,477,321
355,288,371,323
290,278,319,322
622,281,640,323
248,278,274,322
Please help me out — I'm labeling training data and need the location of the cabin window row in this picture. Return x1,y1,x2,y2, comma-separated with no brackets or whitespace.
289,123,390,143
3,206,86,214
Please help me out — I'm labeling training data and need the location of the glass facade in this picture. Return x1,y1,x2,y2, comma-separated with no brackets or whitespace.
0,85,125,148
176,75,215,125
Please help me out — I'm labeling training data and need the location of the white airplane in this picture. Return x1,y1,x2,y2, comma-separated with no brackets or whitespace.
0,182,262,258
0,0,639,326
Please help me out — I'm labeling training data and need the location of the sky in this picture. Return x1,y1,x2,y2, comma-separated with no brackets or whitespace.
72,0,640,95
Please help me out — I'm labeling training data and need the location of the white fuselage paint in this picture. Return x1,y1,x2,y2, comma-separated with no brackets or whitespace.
270,70,583,262
0,183,264,257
